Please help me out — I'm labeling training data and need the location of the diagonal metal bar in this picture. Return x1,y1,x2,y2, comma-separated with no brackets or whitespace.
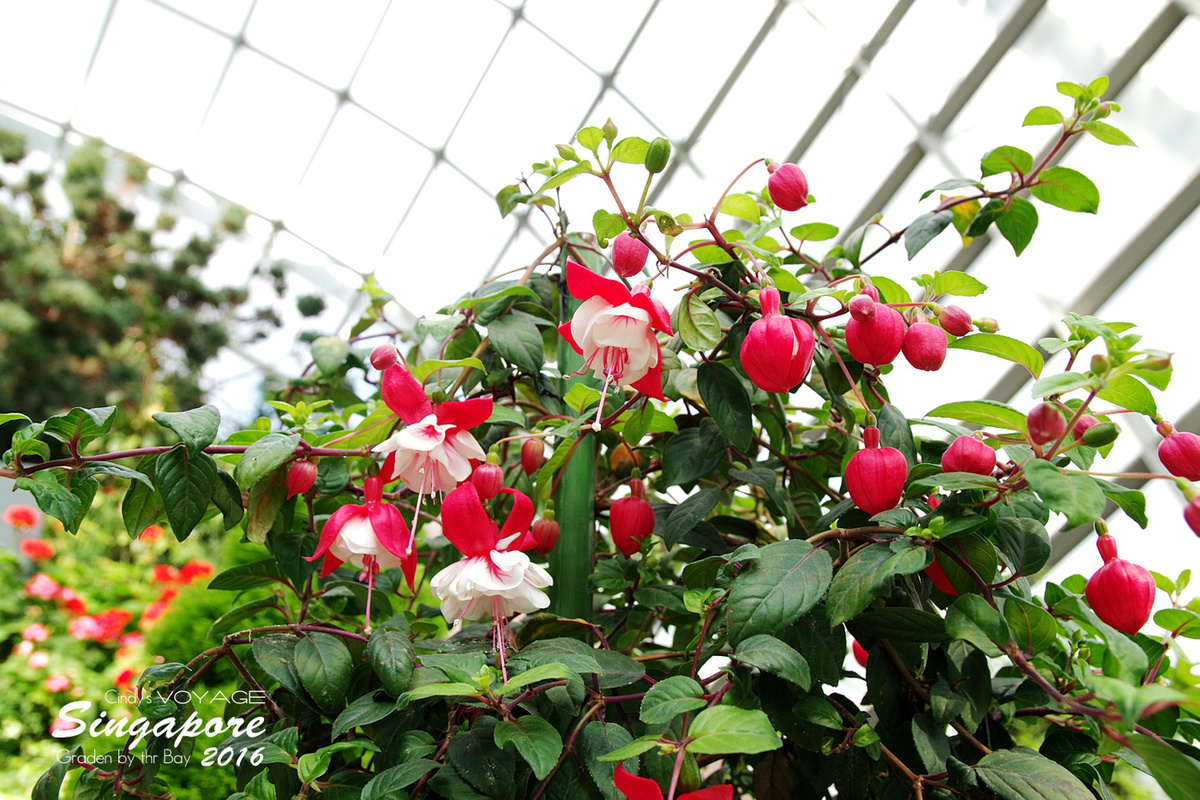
842,0,1047,236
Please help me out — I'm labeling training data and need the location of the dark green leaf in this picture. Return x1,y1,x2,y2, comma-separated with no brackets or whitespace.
246,469,287,545
946,595,1011,656
1031,166,1100,213
972,747,1096,800
1129,735,1200,800
1099,482,1148,529
947,335,1044,379
661,423,726,487
208,559,290,591
155,445,217,541
495,717,563,781
152,405,220,455
905,210,953,260
852,608,949,643
1022,460,1105,529
234,433,301,489
920,178,984,201
251,635,306,698
489,312,544,373
965,199,1006,237
15,473,81,529
32,746,81,800
994,517,1052,576
42,406,116,445
826,541,929,626
912,714,951,773
580,721,636,800
361,760,440,800
677,293,722,351
996,197,1038,256
368,627,415,697
295,633,353,714
332,692,396,738
663,488,720,549
727,539,832,645
980,146,1034,177
449,718,516,800
1004,598,1058,654
207,595,277,640
876,403,918,468
76,461,155,490
734,634,811,689
697,361,752,452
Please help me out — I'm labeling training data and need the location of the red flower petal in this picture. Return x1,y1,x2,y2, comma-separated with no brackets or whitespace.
680,785,733,800
629,285,672,335
440,483,498,557
558,320,583,355
318,552,343,578
614,765,664,800
566,260,631,308
367,502,413,572
306,504,365,563
498,488,535,543
381,365,435,425
436,396,494,431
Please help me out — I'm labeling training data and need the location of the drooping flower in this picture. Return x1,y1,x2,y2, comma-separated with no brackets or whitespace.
766,161,810,212
430,483,550,624
19,538,55,561
373,364,492,508
614,764,732,800
306,476,415,632
1086,534,1155,635
3,504,42,532
845,426,907,516
739,286,816,393
609,479,656,558
557,260,672,405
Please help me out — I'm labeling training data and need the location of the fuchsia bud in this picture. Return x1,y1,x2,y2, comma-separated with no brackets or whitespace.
470,463,504,500
610,480,656,557
846,301,906,367
1157,423,1200,481
739,286,816,394
531,518,559,556
766,162,810,211
859,284,880,303
845,426,908,516
942,435,995,476
902,320,948,371
848,293,877,321
1184,497,1200,537
1072,414,1100,441
369,344,398,371
1085,535,1155,635
851,640,869,668
612,232,650,279
521,439,546,477
924,558,959,597
286,460,318,499
1027,403,1067,446
938,305,973,337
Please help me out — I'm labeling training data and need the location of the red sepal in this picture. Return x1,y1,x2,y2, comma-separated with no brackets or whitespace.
558,320,583,355
614,765,663,800
436,396,494,430
629,285,672,334
306,504,364,564
565,260,631,308
498,488,536,549
440,483,498,557
381,365,434,425
629,359,665,401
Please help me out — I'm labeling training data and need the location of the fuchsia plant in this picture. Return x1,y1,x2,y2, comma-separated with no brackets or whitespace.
13,76,1200,800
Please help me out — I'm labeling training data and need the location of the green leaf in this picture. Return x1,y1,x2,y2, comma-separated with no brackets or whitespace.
697,361,752,452
494,717,563,781
973,746,1096,800
718,193,761,224
207,595,277,639
1099,482,1148,529
663,488,720,549
1031,166,1100,213
0,411,30,427
1024,106,1065,126
660,423,725,487
456,286,539,311
980,146,1034,177
211,469,244,530
948,334,1043,378
1004,598,1058,654
498,663,570,695
1022,460,1105,529
1057,81,1086,99
154,445,217,541
727,539,833,646
234,432,300,490
563,383,600,414
1031,371,1096,398
295,633,352,715
368,628,415,697
931,271,988,299
489,312,544,373
964,198,1006,237
252,635,306,698
905,210,954,260
946,594,1011,657
734,634,811,689
995,197,1039,256
611,136,648,164
687,705,783,755
1081,120,1136,147
993,517,1052,576
596,736,660,763
361,760,440,800
540,160,594,191
677,293,722,351
926,399,1030,434
790,222,839,241
1097,374,1157,417
245,470,287,545
1129,735,1200,800
920,177,984,201
412,358,488,383
593,210,626,247
15,473,82,529
826,541,929,626
448,717,516,800
640,675,706,725
311,336,351,376
42,406,116,445
576,126,603,152
152,405,220,455
332,693,396,738
32,746,81,800
208,559,290,591
852,608,950,643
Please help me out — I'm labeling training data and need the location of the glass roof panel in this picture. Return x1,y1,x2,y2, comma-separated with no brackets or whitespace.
244,0,388,90
523,0,650,74
153,0,253,36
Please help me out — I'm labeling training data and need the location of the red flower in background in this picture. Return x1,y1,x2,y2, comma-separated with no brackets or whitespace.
22,623,49,642
19,538,55,561
45,674,72,693
4,504,42,532
614,765,732,800
58,587,87,616
71,609,133,642
25,573,60,600
114,668,136,692
139,524,164,542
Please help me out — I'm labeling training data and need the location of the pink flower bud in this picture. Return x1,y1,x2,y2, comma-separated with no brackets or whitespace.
1072,414,1100,441
1158,429,1200,481
471,463,504,500
938,305,973,337
974,317,1000,333
1027,403,1066,446
846,303,906,367
848,294,877,322
845,426,908,516
739,288,816,394
609,493,656,558
521,439,546,477
767,162,809,211
859,285,880,303
942,435,995,476
1185,497,1200,537
369,344,398,371
286,460,318,499
852,640,869,667
1086,535,1155,635
532,518,559,556
612,232,650,279
902,320,948,371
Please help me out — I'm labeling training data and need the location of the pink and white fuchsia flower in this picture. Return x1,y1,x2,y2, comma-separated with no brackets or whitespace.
306,475,414,632
557,260,672,407
373,364,492,504
429,483,551,676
